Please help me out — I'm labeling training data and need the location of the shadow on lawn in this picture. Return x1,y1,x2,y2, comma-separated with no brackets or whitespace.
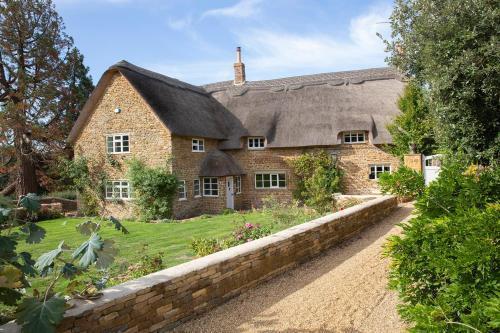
173,204,414,333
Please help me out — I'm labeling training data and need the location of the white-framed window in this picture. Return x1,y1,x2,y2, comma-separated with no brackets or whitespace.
192,138,205,152
248,137,265,149
369,164,391,180
105,180,131,200
193,179,201,197
178,180,186,200
235,176,242,194
343,131,366,144
203,177,219,197
106,134,130,153
255,172,286,189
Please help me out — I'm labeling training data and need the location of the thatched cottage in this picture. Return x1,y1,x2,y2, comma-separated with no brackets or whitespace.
68,48,404,218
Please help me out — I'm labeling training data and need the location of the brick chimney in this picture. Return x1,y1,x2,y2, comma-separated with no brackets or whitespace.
233,46,246,85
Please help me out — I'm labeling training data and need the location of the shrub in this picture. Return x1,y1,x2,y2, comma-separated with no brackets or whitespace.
44,190,77,200
261,195,318,226
378,166,425,199
58,156,110,216
191,238,220,257
385,205,500,332
287,151,342,213
191,221,272,257
232,222,271,243
127,159,178,220
112,246,165,284
416,159,500,218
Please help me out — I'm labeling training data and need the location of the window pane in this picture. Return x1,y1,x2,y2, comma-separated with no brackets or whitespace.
358,133,364,141
344,135,351,143
384,166,391,172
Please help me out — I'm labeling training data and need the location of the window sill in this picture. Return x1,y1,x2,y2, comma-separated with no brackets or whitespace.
107,152,131,155
203,195,219,197
178,198,187,201
248,148,265,150
191,150,205,153
255,187,287,190
194,195,201,198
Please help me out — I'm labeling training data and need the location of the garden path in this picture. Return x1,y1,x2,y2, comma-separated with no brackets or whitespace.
173,203,414,333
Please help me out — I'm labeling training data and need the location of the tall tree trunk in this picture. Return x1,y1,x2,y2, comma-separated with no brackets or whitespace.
15,131,38,196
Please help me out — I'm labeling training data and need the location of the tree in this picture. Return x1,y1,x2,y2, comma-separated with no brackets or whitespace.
387,80,435,156
384,0,499,163
0,0,93,196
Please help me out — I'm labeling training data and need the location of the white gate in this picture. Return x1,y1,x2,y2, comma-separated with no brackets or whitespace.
423,155,442,186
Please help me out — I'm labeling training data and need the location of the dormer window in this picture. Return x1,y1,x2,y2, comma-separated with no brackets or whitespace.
248,137,265,149
106,134,130,153
343,131,366,144
192,138,205,152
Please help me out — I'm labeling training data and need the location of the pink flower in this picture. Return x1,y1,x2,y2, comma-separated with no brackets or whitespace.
245,223,254,229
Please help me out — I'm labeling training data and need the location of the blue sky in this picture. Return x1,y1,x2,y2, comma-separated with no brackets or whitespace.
54,0,394,85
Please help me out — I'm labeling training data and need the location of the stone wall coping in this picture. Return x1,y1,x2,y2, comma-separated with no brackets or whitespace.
62,195,393,318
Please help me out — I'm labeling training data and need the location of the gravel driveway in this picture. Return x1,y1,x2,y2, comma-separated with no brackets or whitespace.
174,203,414,333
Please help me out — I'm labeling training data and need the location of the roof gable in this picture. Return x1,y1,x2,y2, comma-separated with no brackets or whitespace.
68,61,244,144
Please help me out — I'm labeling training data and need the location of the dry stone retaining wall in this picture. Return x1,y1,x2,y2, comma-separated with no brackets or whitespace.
2,196,397,333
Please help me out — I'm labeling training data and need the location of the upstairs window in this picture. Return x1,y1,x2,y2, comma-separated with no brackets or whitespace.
105,180,131,200
255,172,286,189
343,131,366,144
248,137,265,149
369,164,391,180
203,177,219,197
106,134,130,153
235,176,242,194
192,139,205,152
178,180,186,200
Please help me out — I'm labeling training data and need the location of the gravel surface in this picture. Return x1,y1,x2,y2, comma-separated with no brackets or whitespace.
174,203,414,333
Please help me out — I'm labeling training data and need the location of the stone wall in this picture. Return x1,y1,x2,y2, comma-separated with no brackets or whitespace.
41,196,397,333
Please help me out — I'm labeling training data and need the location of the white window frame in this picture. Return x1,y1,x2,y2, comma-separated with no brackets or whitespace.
106,134,130,154
193,179,201,198
105,180,132,200
203,177,219,197
247,137,265,150
255,172,286,189
235,176,242,194
343,131,366,144
192,138,205,152
369,164,391,180
178,180,187,200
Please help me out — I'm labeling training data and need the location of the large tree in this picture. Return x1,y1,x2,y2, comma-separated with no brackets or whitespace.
0,0,93,196
387,80,435,156
385,0,499,162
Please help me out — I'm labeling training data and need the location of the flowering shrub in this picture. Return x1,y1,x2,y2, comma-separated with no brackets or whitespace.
233,222,271,244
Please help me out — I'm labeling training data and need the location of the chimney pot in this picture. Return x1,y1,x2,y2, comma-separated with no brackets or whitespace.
233,46,246,85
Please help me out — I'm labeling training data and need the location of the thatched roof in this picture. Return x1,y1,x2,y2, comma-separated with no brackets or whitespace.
203,67,405,148
199,150,244,177
69,62,405,149
68,61,244,143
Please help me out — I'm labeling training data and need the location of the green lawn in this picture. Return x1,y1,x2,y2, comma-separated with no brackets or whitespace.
14,210,307,295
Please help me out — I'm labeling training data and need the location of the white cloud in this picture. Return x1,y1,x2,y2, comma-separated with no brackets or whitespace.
149,5,392,84
237,5,392,78
202,0,263,19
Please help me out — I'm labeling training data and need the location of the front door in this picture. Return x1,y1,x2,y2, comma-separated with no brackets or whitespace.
226,176,234,209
